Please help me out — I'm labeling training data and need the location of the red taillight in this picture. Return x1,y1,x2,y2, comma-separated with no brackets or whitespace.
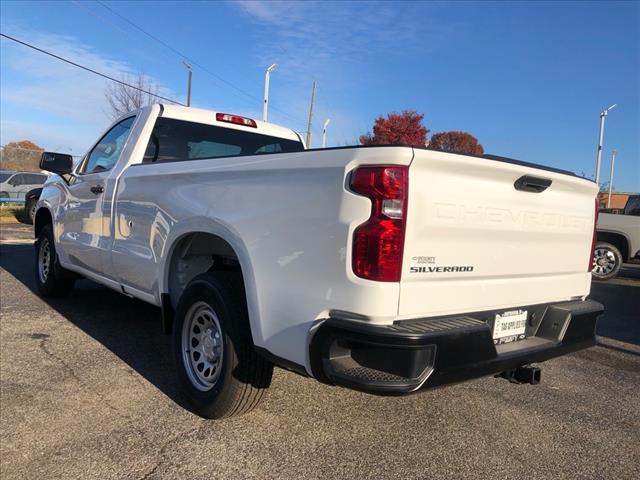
588,198,599,272
350,165,408,282
216,112,257,128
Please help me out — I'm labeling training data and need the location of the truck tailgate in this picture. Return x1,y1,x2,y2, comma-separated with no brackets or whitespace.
399,149,598,319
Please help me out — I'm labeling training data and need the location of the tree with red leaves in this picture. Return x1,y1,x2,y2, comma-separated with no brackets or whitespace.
360,110,429,146
428,131,484,156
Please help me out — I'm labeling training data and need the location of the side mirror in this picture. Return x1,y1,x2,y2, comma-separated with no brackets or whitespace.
40,152,73,175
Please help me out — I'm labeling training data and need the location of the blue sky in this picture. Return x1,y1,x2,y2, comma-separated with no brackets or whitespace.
1,0,638,191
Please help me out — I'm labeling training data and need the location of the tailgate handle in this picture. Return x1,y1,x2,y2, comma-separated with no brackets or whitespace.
514,175,552,193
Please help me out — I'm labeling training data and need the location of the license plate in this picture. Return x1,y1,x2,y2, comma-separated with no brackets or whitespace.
493,310,527,345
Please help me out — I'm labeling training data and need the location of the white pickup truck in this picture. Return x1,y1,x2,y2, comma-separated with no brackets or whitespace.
35,105,603,419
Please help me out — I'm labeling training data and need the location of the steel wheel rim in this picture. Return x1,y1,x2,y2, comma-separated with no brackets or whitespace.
181,301,224,391
38,238,51,284
592,248,617,276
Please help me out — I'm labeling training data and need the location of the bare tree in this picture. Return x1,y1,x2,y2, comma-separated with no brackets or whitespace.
104,73,159,120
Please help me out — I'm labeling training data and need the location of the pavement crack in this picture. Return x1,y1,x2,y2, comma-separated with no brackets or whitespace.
138,425,205,480
36,335,150,438
38,336,85,385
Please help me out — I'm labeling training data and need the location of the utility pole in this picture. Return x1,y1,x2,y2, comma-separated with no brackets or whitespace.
305,80,316,148
595,104,617,185
263,63,278,122
183,62,192,107
607,149,617,208
322,119,331,148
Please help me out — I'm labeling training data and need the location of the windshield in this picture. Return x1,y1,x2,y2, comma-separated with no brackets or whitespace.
0,173,13,183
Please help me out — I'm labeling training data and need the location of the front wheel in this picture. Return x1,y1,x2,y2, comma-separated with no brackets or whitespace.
592,242,622,281
35,224,75,297
173,272,273,419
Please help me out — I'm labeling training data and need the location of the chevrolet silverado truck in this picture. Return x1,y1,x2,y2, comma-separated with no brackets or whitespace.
34,105,603,419
592,195,640,280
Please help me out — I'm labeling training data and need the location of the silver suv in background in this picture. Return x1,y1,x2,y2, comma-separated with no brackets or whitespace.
593,195,640,280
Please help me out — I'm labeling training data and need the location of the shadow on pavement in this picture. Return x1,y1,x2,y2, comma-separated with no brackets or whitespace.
0,242,192,411
590,274,640,347
1,240,638,413
618,265,640,280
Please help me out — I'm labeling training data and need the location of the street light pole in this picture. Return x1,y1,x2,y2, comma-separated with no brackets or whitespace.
595,104,617,185
305,80,316,148
322,119,331,148
263,63,278,122
607,149,617,209
183,62,192,107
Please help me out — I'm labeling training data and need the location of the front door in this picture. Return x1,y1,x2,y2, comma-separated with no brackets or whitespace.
58,117,135,275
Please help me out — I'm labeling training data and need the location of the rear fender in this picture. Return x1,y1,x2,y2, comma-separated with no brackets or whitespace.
158,217,261,340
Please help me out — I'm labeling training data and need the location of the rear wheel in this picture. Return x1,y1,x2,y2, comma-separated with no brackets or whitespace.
35,224,75,297
592,242,622,281
173,272,273,419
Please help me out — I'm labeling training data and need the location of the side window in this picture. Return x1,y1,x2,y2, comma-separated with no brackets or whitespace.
82,117,135,174
25,174,45,184
9,174,25,186
625,197,640,216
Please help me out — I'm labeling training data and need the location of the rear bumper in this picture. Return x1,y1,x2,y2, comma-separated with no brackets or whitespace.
309,300,603,394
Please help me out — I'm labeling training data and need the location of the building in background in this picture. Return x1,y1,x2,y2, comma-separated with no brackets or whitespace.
597,192,636,210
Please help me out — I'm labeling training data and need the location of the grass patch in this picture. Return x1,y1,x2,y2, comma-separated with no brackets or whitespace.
0,203,28,223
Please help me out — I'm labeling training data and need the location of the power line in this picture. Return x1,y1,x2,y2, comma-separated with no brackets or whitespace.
0,32,184,105
71,0,182,64
95,0,306,125
96,1,258,100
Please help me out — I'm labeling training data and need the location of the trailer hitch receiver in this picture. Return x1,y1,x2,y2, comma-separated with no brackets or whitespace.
498,365,541,385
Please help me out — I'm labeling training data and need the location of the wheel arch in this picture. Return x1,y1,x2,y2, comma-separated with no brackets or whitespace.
34,207,53,239
596,230,630,262
159,219,260,338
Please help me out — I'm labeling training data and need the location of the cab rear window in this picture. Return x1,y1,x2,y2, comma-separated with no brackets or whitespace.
143,117,303,163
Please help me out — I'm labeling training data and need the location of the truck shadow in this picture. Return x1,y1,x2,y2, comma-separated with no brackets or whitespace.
1,242,638,415
590,276,640,348
0,243,194,412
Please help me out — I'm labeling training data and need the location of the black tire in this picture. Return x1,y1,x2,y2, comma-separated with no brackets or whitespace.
34,224,75,297
0,191,9,199
25,199,37,225
592,241,623,281
173,271,273,419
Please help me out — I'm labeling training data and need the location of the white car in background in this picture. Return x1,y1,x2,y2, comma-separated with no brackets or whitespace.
0,170,49,200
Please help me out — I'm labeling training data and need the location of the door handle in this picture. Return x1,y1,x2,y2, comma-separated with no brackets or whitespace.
90,185,104,195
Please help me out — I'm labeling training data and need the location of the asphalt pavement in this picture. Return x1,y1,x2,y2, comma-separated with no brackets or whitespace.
1,221,639,480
